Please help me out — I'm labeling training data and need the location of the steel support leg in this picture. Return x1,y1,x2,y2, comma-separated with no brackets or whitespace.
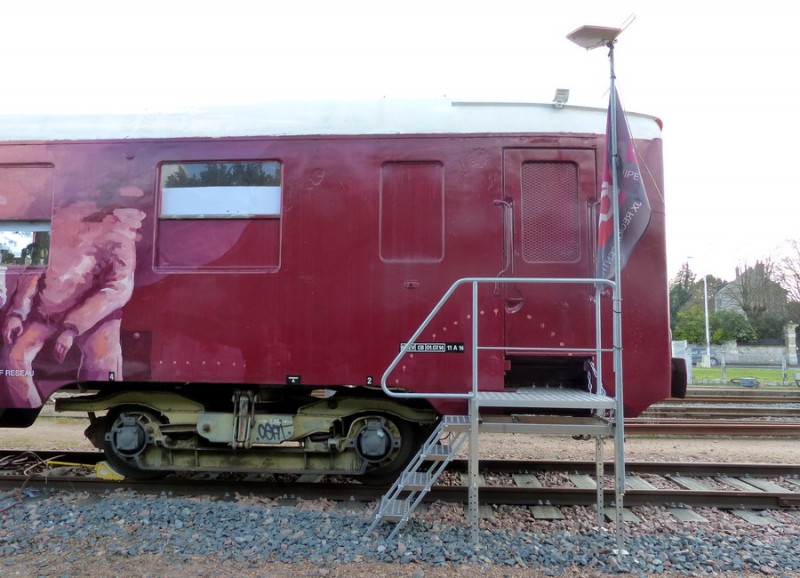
595,435,604,525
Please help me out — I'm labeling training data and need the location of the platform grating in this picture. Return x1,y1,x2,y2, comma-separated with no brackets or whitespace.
476,388,615,410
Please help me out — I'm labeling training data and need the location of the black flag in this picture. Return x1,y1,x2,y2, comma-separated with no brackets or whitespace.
597,87,652,279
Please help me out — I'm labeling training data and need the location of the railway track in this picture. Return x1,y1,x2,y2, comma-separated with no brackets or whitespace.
2,450,798,514
643,395,800,414
638,390,800,429
3,390,799,520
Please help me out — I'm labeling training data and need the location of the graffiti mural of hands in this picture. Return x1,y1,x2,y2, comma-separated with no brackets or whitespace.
53,326,77,363
2,315,23,345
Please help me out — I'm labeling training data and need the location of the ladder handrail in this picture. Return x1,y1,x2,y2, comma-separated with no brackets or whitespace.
380,276,616,400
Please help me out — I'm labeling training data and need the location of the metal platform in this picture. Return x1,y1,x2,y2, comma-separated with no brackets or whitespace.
438,411,613,436
478,414,613,436
476,388,615,411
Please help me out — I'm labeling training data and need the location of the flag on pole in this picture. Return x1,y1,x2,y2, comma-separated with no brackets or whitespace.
596,87,652,279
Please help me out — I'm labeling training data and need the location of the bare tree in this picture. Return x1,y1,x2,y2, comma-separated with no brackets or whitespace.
777,239,800,303
718,260,788,338
669,262,696,329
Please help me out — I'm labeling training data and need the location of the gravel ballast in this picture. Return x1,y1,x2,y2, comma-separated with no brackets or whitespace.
2,488,799,577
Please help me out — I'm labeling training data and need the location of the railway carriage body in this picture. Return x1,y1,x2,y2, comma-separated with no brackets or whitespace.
0,99,681,481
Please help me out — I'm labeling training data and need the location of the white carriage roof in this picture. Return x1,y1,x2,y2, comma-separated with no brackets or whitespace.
0,98,662,142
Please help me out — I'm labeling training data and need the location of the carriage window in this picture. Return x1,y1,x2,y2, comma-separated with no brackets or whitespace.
160,162,281,218
156,161,282,271
0,222,51,266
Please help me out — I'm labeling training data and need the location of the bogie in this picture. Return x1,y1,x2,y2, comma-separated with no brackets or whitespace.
64,388,434,480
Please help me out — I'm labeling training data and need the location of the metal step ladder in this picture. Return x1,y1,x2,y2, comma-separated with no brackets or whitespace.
374,278,627,550
365,415,470,540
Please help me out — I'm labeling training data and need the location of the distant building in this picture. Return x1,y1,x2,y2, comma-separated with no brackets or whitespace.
715,262,788,318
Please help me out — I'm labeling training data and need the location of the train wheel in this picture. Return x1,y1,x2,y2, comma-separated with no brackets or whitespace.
352,415,421,485
102,406,168,480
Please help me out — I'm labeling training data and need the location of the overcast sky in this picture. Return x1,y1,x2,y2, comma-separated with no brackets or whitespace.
1,0,796,282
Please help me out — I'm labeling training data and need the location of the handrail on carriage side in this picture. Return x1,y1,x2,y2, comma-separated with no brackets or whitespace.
379,276,616,400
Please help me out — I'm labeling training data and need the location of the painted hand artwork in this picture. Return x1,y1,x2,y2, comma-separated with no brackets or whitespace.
0,193,144,407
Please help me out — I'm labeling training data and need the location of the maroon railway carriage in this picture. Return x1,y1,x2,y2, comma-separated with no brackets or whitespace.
0,99,682,481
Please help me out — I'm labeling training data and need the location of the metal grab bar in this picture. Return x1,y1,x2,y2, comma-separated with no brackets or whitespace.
380,276,616,400
493,199,514,280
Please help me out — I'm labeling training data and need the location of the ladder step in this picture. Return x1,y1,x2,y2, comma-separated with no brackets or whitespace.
442,415,470,425
441,415,470,432
400,472,433,490
424,444,454,461
381,498,411,522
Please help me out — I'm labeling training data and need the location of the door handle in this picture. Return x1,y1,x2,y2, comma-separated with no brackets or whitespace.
493,198,514,282
494,198,524,312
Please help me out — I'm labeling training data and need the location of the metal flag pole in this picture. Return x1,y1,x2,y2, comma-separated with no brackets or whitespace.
566,23,627,554
606,38,627,555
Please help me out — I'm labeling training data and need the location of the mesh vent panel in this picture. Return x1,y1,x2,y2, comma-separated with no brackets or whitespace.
520,162,580,263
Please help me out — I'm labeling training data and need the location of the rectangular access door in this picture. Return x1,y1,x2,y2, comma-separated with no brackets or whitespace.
500,148,598,370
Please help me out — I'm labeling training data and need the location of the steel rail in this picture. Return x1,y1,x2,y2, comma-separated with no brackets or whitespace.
641,408,800,418
460,459,800,477
3,451,799,477
624,420,800,436
1,474,797,511
668,396,800,404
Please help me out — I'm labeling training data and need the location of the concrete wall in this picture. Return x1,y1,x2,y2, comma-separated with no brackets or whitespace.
680,323,798,367
717,343,796,366
713,323,798,366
